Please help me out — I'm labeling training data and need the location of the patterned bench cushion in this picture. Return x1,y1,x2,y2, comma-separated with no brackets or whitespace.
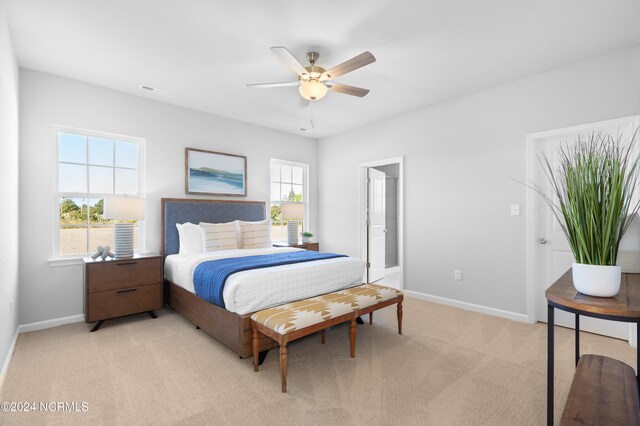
251,284,402,335
341,284,403,310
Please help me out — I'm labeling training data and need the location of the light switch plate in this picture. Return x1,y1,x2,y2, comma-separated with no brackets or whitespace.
510,204,520,216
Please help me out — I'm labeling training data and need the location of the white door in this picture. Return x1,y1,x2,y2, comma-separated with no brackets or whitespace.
532,117,640,339
368,168,386,282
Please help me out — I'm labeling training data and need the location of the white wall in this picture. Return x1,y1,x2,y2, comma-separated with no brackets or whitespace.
0,6,20,378
19,70,318,324
318,45,640,316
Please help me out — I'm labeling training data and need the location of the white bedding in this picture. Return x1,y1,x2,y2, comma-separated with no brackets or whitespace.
164,247,365,314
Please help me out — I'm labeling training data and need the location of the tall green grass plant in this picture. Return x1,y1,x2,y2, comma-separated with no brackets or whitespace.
538,129,640,266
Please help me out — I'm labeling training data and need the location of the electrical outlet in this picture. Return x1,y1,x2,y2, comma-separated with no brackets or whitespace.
454,270,462,281
510,204,520,216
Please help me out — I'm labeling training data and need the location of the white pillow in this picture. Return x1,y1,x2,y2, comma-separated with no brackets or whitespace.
200,221,238,251
239,220,272,249
176,222,204,255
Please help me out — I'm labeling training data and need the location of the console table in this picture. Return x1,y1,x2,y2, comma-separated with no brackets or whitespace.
546,270,640,425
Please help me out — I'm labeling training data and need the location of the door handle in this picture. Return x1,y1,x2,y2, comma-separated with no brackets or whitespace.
538,237,548,245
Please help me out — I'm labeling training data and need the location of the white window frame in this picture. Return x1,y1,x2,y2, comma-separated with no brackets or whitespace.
51,125,146,263
270,159,310,234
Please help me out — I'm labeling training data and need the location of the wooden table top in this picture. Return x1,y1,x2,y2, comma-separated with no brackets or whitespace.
546,269,640,319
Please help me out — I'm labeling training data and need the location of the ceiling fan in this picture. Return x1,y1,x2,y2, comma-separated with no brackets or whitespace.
247,46,376,101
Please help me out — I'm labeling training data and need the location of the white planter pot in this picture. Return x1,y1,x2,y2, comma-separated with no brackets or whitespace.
572,262,622,297
302,237,311,243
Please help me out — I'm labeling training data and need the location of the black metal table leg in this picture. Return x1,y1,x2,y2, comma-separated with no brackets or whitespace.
636,322,640,389
147,311,157,319
575,313,580,367
90,320,104,332
548,304,554,426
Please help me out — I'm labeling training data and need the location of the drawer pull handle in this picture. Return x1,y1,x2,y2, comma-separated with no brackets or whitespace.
117,288,137,294
117,262,137,266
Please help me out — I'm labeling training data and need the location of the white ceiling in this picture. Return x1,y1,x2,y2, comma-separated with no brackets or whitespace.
4,0,640,139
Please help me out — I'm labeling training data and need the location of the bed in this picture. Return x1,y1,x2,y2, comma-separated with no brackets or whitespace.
161,198,364,358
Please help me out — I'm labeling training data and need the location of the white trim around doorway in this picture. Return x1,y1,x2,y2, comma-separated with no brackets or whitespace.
359,156,405,290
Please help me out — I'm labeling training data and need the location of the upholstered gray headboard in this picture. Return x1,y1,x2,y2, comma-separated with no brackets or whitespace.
161,198,266,257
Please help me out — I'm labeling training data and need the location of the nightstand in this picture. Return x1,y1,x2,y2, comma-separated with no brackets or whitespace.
273,241,319,251
84,254,163,332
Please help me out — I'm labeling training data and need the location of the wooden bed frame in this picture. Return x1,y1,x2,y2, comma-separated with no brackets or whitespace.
161,198,278,358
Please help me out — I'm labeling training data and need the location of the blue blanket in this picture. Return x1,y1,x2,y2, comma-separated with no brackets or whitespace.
193,250,347,308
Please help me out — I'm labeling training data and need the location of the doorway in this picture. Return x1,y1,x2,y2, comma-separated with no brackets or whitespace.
526,115,640,343
360,157,404,290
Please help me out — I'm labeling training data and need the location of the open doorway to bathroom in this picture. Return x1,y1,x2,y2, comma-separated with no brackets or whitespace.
360,157,403,290
372,163,400,288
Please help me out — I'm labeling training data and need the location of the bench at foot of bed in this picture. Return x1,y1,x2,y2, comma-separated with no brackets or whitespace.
251,283,403,393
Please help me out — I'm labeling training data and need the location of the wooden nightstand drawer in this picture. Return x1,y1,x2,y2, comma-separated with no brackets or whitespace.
305,243,319,252
86,257,162,293
87,283,162,323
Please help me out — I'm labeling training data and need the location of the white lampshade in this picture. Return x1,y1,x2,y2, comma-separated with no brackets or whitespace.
104,196,145,220
298,80,327,101
281,203,304,220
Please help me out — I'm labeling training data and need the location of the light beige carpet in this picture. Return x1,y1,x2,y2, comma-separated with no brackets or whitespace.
0,296,635,425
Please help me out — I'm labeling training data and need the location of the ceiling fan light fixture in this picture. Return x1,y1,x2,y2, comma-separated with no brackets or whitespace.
298,80,327,101
249,47,375,101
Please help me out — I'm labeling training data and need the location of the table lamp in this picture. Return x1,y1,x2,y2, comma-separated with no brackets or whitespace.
103,196,145,258
281,203,304,244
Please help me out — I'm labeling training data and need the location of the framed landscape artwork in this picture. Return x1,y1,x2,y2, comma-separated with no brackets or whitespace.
185,148,247,196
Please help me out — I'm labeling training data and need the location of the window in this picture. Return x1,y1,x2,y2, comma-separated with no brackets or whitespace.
55,128,145,257
270,159,309,242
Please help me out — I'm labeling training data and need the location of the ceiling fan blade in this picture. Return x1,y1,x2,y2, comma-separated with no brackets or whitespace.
320,51,376,81
270,46,309,77
328,83,370,97
246,81,301,88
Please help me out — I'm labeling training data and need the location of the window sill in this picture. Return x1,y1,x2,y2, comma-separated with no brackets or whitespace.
48,257,85,268
48,251,153,267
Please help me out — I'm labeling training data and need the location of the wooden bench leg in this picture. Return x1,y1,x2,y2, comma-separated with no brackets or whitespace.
350,318,356,358
369,312,373,324
253,328,259,372
397,301,403,335
321,329,326,344
280,340,288,393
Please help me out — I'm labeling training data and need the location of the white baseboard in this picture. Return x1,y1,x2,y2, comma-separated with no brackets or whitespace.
0,328,19,392
17,314,84,334
403,289,529,323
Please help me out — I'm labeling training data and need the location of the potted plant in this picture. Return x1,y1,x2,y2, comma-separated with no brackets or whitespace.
301,231,313,243
536,129,640,297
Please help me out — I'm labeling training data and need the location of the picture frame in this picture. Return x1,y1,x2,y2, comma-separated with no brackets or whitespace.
185,148,247,196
